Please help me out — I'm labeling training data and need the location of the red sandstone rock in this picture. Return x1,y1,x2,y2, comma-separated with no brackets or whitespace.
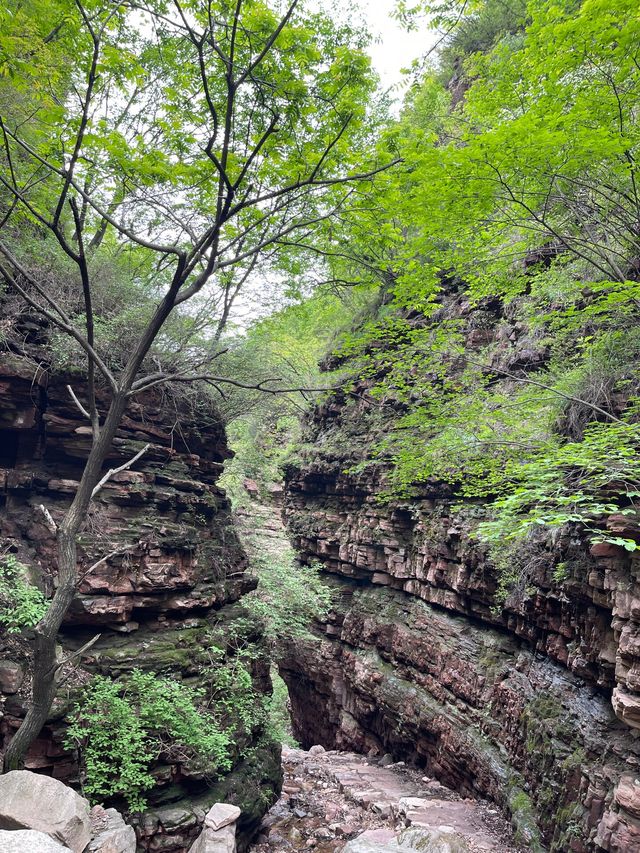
282,331,640,851
0,661,24,694
613,774,640,819
0,351,278,852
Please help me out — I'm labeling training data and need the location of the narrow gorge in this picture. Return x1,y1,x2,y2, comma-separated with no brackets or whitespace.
1,1,639,852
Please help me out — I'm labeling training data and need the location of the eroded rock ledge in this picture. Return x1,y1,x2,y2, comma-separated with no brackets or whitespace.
0,351,281,851
281,383,640,852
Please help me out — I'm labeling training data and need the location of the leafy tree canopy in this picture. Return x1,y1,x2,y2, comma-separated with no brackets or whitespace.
293,0,640,574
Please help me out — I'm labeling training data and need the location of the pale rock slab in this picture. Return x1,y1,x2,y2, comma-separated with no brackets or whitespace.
343,826,472,853
0,829,71,852
204,804,241,832
0,771,91,853
88,806,136,853
187,803,240,853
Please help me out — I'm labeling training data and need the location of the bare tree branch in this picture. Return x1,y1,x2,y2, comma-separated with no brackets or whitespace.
91,444,150,498
47,633,102,678
67,385,91,420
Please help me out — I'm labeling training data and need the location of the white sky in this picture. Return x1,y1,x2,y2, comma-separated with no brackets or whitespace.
308,0,440,113
359,0,435,93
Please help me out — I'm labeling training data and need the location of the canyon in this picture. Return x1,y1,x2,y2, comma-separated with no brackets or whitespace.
2,299,640,853
2,2,639,851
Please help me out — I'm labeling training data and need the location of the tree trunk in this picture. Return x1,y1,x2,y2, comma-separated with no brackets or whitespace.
2,393,129,772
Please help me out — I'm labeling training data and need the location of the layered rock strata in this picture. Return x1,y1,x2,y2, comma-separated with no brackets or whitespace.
281,295,640,852
0,349,280,851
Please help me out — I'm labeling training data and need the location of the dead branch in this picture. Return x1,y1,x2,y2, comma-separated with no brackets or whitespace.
79,547,135,582
67,385,91,421
48,633,102,679
38,505,58,534
465,357,634,428
91,444,150,498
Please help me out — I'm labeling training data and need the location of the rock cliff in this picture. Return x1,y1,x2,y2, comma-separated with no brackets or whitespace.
281,291,640,852
0,337,281,851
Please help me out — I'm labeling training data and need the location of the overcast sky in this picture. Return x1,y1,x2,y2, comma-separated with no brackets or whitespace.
308,0,438,112
360,0,434,92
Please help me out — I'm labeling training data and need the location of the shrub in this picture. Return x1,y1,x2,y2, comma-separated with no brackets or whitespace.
0,555,48,634
247,551,335,646
479,420,640,554
204,642,267,741
266,669,299,747
65,670,232,812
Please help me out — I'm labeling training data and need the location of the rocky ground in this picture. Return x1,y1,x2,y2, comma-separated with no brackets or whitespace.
250,746,523,853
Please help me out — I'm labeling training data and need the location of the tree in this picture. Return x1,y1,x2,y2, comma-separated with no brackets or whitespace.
388,0,640,304
0,0,391,770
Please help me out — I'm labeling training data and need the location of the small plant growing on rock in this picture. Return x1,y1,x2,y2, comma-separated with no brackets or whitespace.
204,642,268,743
65,670,232,812
0,555,48,634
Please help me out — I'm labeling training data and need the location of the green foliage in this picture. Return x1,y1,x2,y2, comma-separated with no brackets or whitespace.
0,0,391,422
220,287,373,500
293,0,640,604
65,670,232,811
479,421,640,552
203,626,301,748
222,414,299,504
0,555,48,634
360,0,640,316
247,550,334,647
204,642,268,741
266,669,299,747
336,295,640,561
396,0,529,83
1,0,382,261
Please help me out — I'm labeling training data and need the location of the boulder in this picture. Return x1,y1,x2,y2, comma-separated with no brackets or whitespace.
342,828,400,851
0,771,91,853
0,662,24,694
0,829,70,852
614,773,640,819
203,804,241,832
187,803,240,853
398,827,471,853
88,806,136,853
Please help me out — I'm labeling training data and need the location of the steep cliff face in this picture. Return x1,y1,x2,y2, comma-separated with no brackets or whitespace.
281,297,640,852
0,348,281,851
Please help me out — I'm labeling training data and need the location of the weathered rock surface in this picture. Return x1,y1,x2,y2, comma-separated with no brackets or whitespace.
0,829,71,852
0,342,281,850
88,806,136,853
0,663,23,695
0,770,91,853
0,772,138,852
188,803,241,853
343,827,472,853
281,290,640,852
204,804,242,832
251,746,520,853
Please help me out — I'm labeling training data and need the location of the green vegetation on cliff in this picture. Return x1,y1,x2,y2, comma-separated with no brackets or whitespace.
0,0,385,775
271,0,640,571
